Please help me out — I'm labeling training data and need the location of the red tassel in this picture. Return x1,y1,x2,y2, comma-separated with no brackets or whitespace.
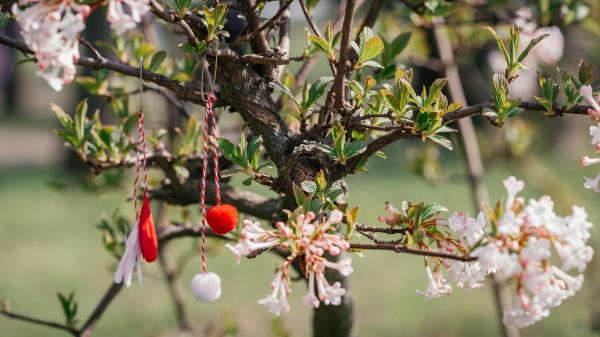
206,204,239,235
138,195,158,262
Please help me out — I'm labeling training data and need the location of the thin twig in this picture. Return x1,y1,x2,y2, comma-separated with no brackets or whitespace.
0,309,78,336
78,283,123,337
356,227,403,245
349,243,476,261
234,0,293,47
355,224,407,234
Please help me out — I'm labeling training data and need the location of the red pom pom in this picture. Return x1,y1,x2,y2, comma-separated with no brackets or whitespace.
206,204,238,235
138,195,158,262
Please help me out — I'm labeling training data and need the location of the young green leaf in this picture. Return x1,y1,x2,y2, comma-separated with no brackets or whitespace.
148,51,167,72
353,27,384,69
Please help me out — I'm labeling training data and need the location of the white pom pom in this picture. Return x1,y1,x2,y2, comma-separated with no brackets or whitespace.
190,272,222,302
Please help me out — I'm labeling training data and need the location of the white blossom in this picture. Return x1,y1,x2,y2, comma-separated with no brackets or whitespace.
589,123,600,146
258,271,290,316
503,176,524,209
302,271,321,309
447,211,485,246
417,266,452,299
12,0,89,91
583,173,600,193
107,0,150,35
580,85,600,114
580,156,600,167
228,209,352,315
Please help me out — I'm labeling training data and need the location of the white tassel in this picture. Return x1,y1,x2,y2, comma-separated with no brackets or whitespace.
190,272,222,302
114,224,142,287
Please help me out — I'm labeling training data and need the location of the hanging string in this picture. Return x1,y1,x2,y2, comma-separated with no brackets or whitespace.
198,43,221,273
132,57,148,219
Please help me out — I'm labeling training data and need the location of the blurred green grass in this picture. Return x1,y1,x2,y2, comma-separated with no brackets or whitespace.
0,142,599,337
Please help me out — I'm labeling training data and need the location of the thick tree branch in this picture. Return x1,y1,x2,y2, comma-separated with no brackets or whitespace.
275,0,291,80
215,57,292,167
152,180,282,221
331,0,357,111
356,0,384,35
240,0,273,77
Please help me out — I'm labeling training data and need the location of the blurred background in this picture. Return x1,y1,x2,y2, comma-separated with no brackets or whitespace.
1,1,600,337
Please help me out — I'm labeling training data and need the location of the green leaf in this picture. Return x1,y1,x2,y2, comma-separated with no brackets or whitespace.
578,60,594,85
301,181,318,193
271,80,300,107
344,141,366,159
178,42,196,54
148,51,167,72
74,99,88,142
301,76,333,112
517,33,549,63
51,103,73,129
173,164,190,179
427,135,453,150
308,34,333,60
216,137,242,165
485,26,509,67
354,27,384,69
425,78,447,107
383,32,411,65
0,11,10,30
204,3,228,42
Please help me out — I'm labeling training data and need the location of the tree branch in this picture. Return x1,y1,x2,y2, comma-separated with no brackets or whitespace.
0,308,78,336
349,243,476,261
443,101,591,124
331,0,357,111
78,283,123,337
234,0,293,48
356,0,384,35
355,224,407,234
151,181,282,221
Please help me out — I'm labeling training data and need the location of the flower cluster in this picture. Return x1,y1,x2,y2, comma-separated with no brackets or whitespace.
226,210,352,315
13,0,149,91
579,85,600,192
419,212,490,298
378,202,489,299
473,177,593,328
12,0,90,91
382,177,593,329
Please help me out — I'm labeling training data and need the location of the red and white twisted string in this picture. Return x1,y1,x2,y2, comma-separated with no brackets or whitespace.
133,64,149,220
199,91,220,273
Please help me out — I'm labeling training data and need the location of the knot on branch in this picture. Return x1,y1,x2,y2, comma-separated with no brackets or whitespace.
282,143,338,193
